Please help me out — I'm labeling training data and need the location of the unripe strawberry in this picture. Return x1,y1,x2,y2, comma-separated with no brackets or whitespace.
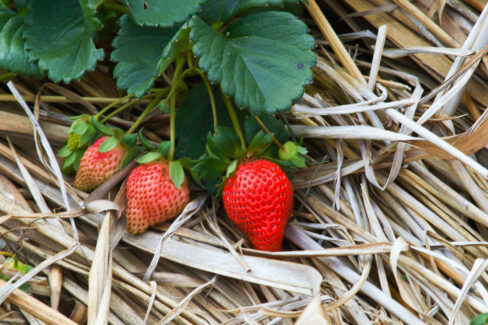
125,160,190,234
223,159,294,251
74,136,127,191
67,133,81,150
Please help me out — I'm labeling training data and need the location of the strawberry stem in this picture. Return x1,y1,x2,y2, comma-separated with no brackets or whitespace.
126,91,166,134
222,92,246,151
95,94,133,121
100,94,156,123
198,70,218,130
168,55,187,161
0,72,15,82
254,116,285,150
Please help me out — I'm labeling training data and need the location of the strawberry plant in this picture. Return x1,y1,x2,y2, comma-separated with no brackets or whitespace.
0,0,316,249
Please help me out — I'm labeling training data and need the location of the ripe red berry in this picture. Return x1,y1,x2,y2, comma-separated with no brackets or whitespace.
74,136,127,192
222,159,294,251
125,160,190,234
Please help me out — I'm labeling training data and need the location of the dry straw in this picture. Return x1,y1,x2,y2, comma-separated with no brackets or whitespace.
2,0,488,324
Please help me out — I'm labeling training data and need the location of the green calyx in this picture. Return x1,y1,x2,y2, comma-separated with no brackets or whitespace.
279,141,308,168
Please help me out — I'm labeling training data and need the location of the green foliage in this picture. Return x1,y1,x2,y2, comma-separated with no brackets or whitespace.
111,15,179,97
471,313,488,325
12,1,316,185
98,136,121,153
125,0,206,27
24,0,104,82
175,83,243,160
170,160,185,189
0,8,43,77
190,11,315,113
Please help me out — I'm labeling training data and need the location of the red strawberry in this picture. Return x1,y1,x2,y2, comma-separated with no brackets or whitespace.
74,136,127,191
223,159,294,251
125,160,190,234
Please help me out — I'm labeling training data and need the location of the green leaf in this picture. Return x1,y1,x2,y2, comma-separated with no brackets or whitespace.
245,114,288,155
190,12,315,114
63,149,84,170
98,136,120,153
199,0,241,23
169,160,185,189
121,146,142,168
179,157,203,187
175,83,242,160
91,117,114,135
237,0,304,12
121,133,137,147
226,159,238,177
157,141,172,158
0,8,44,77
247,130,273,155
214,126,243,159
79,125,98,147
137,152,162,164
160,22,191,74
125,0,205,27
471,313,488,325
199,0,302,23
24,0,104,82
138,129,156,151
206,132,229,161
111,14,179,97
57,145,72,158
70,120,90,135
194,157,228,179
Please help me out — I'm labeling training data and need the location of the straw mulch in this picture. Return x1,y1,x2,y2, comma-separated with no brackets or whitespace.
2,0,488,324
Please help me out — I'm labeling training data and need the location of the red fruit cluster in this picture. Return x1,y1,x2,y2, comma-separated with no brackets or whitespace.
223,159,294,251
125,160,190,234
74,136,127,192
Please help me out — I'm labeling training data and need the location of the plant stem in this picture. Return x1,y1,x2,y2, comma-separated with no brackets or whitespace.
0,72,15,82
169,94,176,161
168,56,187,160
222,92,245,151
198,70,218,130
95,94,133,121
254,116,285,150
126,92,165,134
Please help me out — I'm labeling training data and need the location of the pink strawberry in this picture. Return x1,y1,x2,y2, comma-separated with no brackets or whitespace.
125,160,190,234
222,159,294,251
74,136,127,191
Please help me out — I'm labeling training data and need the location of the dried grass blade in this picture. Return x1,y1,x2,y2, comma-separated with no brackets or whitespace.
285,224,425,325
124,235,322,295
7,82,72,212
325,256,372,312
142,281,158,325
387,109,488,177
158,276,217,325
7,137,50,214
142,194,208,282
368,25,387,90
0,278,77,325
383,47,474,58
448,259,488,325
87,185,126,325
0,244,77,305
441,4,488,115
290,124,417,141
295,295,330,325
